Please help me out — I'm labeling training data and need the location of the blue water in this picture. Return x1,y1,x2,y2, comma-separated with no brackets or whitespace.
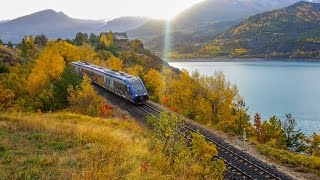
169,60,320,135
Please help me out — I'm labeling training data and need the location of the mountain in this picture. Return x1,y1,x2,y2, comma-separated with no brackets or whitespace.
0,9,105,43
127,0,316,54
0,10,148,43
203,1,320,58
101,16,149,33
0,20,9,24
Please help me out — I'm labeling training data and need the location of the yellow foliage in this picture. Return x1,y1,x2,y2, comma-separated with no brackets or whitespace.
78,43,98,61
126,65,144,76
106,56,123,71
68,75,104,116
0,82,15,111
143,69,165,102
46,41,80,62
27,48,65,96
100,33,113,48
234,48,248,54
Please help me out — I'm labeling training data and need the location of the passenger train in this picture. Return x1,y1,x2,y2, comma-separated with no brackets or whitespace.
71,61,148,104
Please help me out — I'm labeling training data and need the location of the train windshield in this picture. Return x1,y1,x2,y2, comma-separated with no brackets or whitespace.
130,79,145,94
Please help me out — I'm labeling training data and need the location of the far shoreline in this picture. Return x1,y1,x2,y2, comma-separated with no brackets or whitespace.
166,58,320,63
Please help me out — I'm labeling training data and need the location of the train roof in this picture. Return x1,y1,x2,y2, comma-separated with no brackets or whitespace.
71,61,136,81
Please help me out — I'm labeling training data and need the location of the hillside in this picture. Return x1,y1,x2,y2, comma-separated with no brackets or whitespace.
203,1,320,58
127,0,312,55
0,45,24,65
0,112,219,179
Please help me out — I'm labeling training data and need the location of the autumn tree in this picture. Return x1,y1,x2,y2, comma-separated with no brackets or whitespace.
191,133,225,179
254,112,262,139
0,82,15,111
308,133,320,156
106,56,123,71
259,116,286,148
27,48,65,96
199,71,239,130
282,113,306,152
143,69,165,102
126,64,143,76
148,112,225,178
68,75,104,116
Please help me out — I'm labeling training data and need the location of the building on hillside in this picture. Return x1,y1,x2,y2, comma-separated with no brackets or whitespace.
100,32,129,41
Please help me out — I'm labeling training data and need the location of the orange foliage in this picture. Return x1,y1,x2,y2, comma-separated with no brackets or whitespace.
99,101,113,118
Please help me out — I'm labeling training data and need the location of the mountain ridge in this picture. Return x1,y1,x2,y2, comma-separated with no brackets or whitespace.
202,1,320,58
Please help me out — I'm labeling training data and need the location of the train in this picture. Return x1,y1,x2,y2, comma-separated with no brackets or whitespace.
71,61,149,104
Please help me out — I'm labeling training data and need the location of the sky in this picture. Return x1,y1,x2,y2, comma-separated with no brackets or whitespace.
0,0,204,20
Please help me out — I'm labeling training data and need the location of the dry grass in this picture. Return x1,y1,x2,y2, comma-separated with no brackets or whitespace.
0,112,184,179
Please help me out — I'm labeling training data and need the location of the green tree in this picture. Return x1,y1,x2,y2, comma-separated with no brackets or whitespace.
7,41,13,48
52,65,82,110
34,34,48,47
74,32,89,46
282,114,306,152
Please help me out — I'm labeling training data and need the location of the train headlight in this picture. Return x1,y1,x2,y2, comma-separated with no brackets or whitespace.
144,93,146,95
135,94,138,96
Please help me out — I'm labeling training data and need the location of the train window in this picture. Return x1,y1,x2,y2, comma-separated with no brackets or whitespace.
131,81,145,94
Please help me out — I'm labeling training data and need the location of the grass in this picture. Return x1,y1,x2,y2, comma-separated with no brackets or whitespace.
256,144,320,176
0,112,194,179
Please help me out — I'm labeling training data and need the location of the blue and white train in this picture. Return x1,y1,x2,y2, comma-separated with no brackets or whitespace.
71,61,149,104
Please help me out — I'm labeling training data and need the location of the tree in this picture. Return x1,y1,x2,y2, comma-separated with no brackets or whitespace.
74,32,88,46
100,34,112,48
0,39,3,45
34,34,48,47
7,41,13,48
18,35,37,60
68,74,104,116
52,65,82,110
308,133,320,156
259,116,286,148
191,133,225,179
143,69,165,102
27,48,65,96
282,113,306,152
233,97,250,135
0,82,15,111
254,113,262,139
106,56,123,71
89,33,98,46
126,64,143,76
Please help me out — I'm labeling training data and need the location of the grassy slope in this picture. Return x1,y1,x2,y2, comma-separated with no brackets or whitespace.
0,112,179,179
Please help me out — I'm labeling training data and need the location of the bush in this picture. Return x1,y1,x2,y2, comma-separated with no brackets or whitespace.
67,75,104,116
256,145,320,176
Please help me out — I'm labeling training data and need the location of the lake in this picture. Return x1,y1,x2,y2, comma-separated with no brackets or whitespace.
169,60,320,135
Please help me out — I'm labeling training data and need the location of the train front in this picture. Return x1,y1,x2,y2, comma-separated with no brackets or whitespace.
128,77,149,104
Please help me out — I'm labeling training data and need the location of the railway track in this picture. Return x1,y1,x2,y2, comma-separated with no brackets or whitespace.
93,85,292,180
137,102,292,180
